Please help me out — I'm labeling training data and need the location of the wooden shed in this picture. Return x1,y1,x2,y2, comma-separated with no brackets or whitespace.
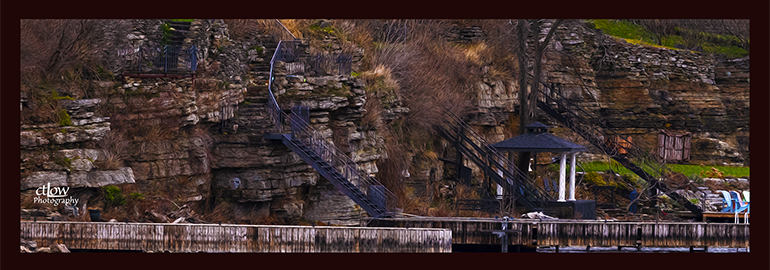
658,130,692,163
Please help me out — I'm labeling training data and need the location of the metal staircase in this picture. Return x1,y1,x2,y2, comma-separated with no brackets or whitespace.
260,22,395,217
535,84,703,217
281,109,394,218
437,109,554,212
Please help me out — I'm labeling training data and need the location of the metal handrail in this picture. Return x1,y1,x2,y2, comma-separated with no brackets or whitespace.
288,111,396,207
535,83,705,216
537,85,671,178
441,109,553,205
120,44,198,74
264,36,395,213
274,19,297,40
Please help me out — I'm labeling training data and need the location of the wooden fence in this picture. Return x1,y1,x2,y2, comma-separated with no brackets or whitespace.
366,218,750,248
20,221,451,253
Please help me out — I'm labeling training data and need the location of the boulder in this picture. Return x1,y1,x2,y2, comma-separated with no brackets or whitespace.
20,238,37,251
50,243,70,253
83,167,136,187
21,171,68,190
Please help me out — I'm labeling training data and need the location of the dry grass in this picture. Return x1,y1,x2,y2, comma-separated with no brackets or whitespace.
360,96,383,132
21,20,102,87
223,19,260,40
359,64,401,132
21,89,60,125
201,201,235,224
454,184,480,200
428,200,454,217
115,118,180,142
94,129,130,170
350,20,493,210
276,19,306,39
251,213,282,225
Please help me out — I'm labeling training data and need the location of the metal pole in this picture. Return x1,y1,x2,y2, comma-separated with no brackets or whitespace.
502,217,508,253
164,46,168,74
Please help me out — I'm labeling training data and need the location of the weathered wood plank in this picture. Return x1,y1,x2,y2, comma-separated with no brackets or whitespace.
366,218,750,250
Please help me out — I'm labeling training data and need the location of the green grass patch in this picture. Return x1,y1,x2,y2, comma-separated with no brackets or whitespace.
57,108,73,126
161,22,173,46
588,19,749,58
249,46,265,55
576,160,749,178
590,20,655,42
103,185,127,206
130,192,145,201
54,156,72,169
50,89,75,100
169,19,194,22
700,43,748,58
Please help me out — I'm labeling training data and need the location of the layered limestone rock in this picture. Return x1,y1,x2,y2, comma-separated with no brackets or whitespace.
536,20,749,165
20,98,137,192
212,56,387,224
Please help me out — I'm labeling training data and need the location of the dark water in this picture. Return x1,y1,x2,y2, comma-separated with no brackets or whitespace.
536,246,750,253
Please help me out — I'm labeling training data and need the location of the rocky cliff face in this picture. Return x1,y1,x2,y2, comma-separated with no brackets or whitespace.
463,20,749,166
552,21,749,166
211,42,385,224
20,19,246,221
20,19,750,225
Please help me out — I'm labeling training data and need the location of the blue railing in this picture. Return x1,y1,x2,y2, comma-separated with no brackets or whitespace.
119,44,198,74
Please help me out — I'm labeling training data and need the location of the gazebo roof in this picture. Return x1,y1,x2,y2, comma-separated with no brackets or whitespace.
492,122,587,153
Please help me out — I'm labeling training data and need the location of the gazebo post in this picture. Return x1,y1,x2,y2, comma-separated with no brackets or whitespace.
558,152,567,202
569,152,577,201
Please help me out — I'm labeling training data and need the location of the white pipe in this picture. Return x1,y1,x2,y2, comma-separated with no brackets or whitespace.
568,152,577,201
558,152,567,202
744,211,749,224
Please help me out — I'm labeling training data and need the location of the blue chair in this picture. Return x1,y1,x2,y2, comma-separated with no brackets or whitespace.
730,191,750,213
742,191,750,203
719,190,734,213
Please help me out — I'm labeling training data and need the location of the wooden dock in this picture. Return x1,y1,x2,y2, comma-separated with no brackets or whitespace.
701,212,750,222
365,217,750,248
20,221,452,253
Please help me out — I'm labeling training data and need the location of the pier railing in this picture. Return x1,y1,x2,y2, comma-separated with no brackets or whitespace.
21,221,452,253
367,218,750,249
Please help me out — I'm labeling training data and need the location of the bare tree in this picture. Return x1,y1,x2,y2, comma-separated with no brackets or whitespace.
675,21,706,51
515,19,564,182
21,19,103,88
637,19,676,46
712,19,749,52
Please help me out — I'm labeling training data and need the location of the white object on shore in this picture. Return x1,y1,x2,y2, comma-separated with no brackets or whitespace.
522,211,558,219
